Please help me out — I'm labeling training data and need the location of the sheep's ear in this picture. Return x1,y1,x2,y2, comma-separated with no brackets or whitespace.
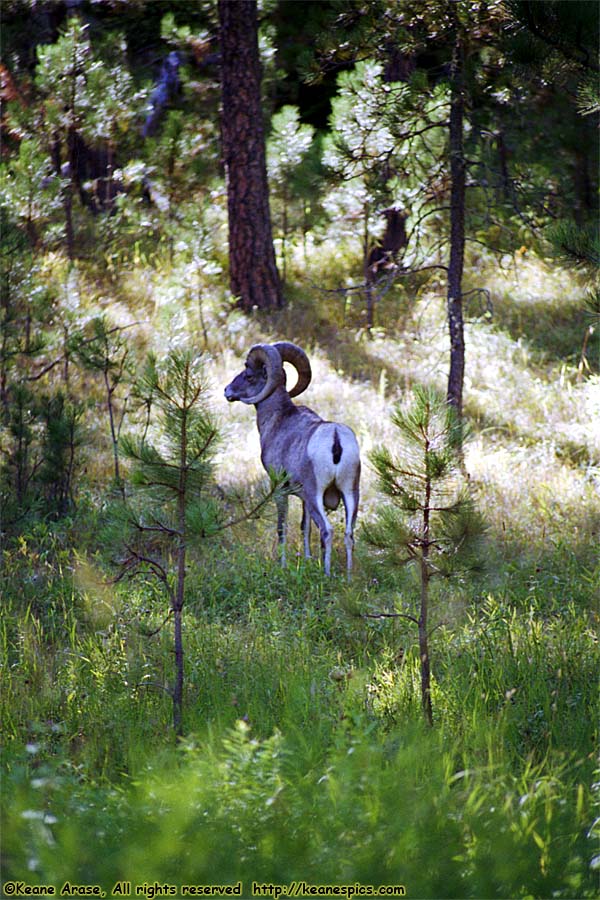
243,344,282,404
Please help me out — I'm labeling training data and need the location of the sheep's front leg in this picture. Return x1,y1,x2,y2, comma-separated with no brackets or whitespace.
301,501,312,559
276,494,288,566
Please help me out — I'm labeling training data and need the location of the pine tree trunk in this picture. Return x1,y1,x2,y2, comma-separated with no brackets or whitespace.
63,184,75,261
50,133,74,259
172,516,186,739
419,443,433,727
418,559,433,727
218,0,283,311
104,371,121,487
0,282,9,415
172,601,184,738
447,29,466,419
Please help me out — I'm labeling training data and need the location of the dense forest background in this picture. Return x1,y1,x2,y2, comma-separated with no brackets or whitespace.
1,1,599,898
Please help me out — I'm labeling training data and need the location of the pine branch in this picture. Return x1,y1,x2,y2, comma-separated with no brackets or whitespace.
133,518,181,538
27,323,138,382
116,545,170,585
358,611,419,625
216,478,284,532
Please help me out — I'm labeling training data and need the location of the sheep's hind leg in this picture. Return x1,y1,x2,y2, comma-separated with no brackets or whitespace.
342,487,359,576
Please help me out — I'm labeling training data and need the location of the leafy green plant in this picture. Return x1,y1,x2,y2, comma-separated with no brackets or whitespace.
2,714,596,897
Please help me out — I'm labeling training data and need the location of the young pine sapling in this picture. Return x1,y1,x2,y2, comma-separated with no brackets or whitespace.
38,391,84,518
105,350,220,737
365,385,484,725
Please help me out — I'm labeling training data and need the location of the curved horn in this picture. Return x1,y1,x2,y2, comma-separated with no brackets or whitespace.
242,343,284,405
273,342,312,398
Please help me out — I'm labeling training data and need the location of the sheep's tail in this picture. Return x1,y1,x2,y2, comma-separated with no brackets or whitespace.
332,428,342,464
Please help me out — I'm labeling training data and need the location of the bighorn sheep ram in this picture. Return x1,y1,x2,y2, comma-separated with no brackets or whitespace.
224,342,360,575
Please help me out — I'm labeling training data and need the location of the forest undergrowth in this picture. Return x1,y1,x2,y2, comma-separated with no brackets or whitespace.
1,249,599,899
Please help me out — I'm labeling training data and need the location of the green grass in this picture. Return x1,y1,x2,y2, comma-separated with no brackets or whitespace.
2,534,598,897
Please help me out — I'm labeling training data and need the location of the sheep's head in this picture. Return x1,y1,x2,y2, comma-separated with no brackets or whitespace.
224,342,312,405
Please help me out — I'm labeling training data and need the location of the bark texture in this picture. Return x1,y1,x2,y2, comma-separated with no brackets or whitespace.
218,0,283,310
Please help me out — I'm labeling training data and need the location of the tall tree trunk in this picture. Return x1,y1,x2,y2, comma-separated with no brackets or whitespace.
496,130,512,202
63,184,75,261
446,29,466,419
218,0,283,311
104,371,122,489
50,133,74,259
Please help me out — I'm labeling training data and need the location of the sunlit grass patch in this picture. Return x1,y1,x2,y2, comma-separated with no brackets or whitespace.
484,255,597,368
465,324,600,456
466,438,600,563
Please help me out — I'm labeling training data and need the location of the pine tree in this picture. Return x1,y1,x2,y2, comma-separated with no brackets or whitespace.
0,213,46,414
38,391,84,519
323,60,400,328
108,350,221,737
0,138,62,248
365,386,485,725
0,384,40,522
32,17,144,254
